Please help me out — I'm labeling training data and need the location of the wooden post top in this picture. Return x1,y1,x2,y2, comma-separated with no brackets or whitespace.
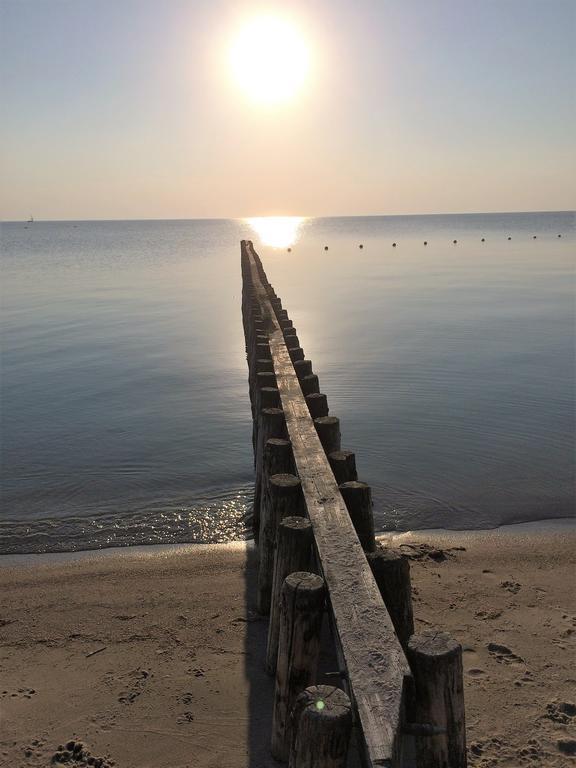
242,240,411,767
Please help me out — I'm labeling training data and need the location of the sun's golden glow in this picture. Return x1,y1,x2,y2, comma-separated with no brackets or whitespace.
230,16,309,105
246,216,306,248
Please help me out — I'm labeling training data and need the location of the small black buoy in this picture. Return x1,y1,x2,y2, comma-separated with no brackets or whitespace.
558,234,562,238
324,245,328,250
392,242,396,247
507,236,511,240
423,241,428,245
533,235,537,239
481,238,485,242
359,244,363,249
453,239,457,244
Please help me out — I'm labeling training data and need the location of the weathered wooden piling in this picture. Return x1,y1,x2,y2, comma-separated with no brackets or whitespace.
288,346,306,363
328,450,357,484
256,341,272,360
301,374,320,396
338,481,376,552
260,386,281,410
367,548,414,647
271,572,326,762
258,473,305,614
294,359,313,379
258,438,294,546
406,631,467,768
305,392,329,419
284,330,300,347
253,370,277,413
314,416,341,454
253,407,286,536
289,685,352,768
266,516,313,674
255,358,274,375
252,371,278,459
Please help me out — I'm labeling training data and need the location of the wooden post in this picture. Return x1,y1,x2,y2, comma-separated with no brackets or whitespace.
338,481,375,552
406,631,467,768
250,359,274,425
294,360,313,379
252,321,265,337
266,516,313,674
253,408,286,536
271,572,325,762
256,370,276,392
261,386,281,410
314,416,341,454
288,346,305,363
255,357,274,375
366,548,414,648
252,371,277,459
328,450,357,484
284,330,300,347
255,342,272,360
301,374,320,397
289,685,352,768
257,473,304,615
258,439,294,547
305,393,329,419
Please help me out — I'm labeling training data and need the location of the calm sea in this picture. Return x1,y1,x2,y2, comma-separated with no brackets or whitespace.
1,212,574,554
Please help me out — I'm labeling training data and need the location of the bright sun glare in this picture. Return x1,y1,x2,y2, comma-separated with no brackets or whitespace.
246,217,305,248
230,16,309,105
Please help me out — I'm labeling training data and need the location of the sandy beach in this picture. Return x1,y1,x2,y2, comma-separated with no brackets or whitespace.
0,523,574,768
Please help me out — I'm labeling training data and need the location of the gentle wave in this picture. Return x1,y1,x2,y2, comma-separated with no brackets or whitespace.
0,486,252,554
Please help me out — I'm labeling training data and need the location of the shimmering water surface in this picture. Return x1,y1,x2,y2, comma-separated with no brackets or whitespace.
1,212,574,553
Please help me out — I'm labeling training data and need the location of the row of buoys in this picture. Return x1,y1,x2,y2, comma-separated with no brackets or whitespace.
286,233,563,252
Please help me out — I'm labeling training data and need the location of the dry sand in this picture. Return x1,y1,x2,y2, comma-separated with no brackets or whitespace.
0,523,574,767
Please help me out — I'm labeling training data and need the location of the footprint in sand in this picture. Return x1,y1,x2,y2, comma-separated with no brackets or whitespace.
516,739,548,764
474,609,502,621
487,642,524,664
1,687,36,700
500,580,521,594
558,739,576,756
466,668,487,678
468,736,509,764
117,668,151,705
514,670,535,687
545,701,576,724
193,668,205,678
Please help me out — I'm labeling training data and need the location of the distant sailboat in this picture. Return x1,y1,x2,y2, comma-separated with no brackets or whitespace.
27,215,34,223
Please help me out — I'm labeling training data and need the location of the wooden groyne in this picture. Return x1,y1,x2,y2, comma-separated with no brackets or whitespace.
240,240,467,768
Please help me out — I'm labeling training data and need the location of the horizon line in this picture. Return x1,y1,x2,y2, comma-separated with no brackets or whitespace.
2,208,574,224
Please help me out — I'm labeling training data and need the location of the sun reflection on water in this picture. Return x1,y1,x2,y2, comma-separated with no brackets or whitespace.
246,216,306,248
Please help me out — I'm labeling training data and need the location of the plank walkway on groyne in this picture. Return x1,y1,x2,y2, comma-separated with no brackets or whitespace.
240,240,467,768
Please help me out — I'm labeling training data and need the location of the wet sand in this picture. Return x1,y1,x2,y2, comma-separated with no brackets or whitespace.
0,523,574,767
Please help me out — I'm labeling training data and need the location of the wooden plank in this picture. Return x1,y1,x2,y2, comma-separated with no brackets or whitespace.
244,243,411,767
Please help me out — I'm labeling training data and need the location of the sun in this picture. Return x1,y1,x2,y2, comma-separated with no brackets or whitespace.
229,16,309,105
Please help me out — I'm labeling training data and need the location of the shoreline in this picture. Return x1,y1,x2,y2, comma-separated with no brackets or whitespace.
0,523,574,766
0,516,573,569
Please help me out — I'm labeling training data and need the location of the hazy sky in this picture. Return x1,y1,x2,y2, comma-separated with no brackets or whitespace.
1,0,575,220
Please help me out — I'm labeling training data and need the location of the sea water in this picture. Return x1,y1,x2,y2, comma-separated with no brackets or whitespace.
1,212,574,553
